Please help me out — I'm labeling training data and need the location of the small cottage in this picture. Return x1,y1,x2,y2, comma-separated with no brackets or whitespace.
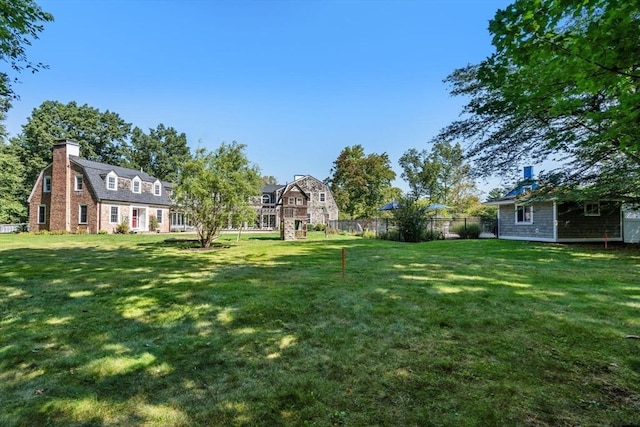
486,168,623,243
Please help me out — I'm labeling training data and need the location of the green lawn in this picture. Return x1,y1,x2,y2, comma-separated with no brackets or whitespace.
1,233,639,426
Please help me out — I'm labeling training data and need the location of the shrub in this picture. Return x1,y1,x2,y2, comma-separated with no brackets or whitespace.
149,215,159,231
115,220,130,234
452,223,482,239
98,229,108,235
314,223,326,232
361,230,376,239
393,196,429,242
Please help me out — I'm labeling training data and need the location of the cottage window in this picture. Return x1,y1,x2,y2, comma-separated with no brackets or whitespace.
75,175,83,191
157,209,163,224
79,205,88,224
43,176,52,193
319,192,326,202
296,198,302,205
262,194,271,204
132,177,141,194
153,181,161,196
584,202,600,216
288,197,294,205
107,173,117,191
38,205,47,224
110,206,119,223
515,204,532,224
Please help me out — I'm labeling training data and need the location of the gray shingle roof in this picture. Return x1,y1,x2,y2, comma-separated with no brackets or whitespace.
71,156,173,206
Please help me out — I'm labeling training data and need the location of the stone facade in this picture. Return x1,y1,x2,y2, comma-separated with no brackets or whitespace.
254,175,338,232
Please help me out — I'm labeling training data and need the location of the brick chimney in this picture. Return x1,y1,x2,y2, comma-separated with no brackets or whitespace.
50,140,80,231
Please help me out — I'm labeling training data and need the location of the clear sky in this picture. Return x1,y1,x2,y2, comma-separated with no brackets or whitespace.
5,0,511,194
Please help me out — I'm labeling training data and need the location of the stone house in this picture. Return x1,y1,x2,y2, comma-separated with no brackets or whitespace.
28,140,173,234
254,175,339,232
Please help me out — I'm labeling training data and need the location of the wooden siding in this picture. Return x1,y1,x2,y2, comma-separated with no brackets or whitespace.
557,201,621,239
498,202,555,240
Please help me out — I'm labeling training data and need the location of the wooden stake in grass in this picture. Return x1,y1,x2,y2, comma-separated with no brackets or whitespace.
342,247,345,277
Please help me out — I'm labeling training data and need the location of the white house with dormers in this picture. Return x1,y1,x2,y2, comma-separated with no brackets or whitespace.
28,139,173,233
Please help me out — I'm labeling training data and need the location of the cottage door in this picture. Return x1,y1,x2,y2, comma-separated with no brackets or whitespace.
132,208,139,229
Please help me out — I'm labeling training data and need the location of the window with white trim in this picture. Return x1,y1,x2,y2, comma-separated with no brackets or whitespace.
43,176,51,192
106,172,117,191
262,194,271,204
110,206,119,223
288,197,294,205
132,177,141,193
319,192,326,202
153,181,161,196
515,204,532,224
156,209,163,224
79,205,88,224
75,175,83,191
38,205,46,224
584,202,601,216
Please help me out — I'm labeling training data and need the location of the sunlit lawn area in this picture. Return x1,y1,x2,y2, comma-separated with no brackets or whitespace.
1,232,639,426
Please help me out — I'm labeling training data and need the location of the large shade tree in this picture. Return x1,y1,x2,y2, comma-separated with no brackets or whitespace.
438,0,640,199
18,100,132,188
0,141,27,222
128,124,191,182
399,141,476,207
0,0,53,100
327,144,396,219
174,142,261,248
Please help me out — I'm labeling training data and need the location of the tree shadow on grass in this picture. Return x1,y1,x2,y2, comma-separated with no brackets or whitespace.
1,237,640,426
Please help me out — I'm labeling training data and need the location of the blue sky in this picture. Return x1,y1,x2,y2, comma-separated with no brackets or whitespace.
6,0,511,194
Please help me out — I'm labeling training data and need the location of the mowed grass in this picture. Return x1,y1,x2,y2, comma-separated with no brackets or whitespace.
1,232,640,426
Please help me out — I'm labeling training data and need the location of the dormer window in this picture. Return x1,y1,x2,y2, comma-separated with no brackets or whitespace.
43,176,52,193
262,194,271,204
153,180,161,196
106,172,117,191
132,177,141,194
75,175,83,191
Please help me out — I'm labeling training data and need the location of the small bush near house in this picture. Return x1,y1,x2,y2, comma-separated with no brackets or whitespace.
115,220,130,234
453,223,482,239
98,229,108,235
149,215,159,231
314,223,326,232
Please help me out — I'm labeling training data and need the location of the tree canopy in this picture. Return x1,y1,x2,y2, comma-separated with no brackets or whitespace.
399,141,476,208
18,100,132,187
174,142,261,248
438,0,640,199
0,0,53,99
128,124,191,182
0,141,26,222
326,144,396,219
